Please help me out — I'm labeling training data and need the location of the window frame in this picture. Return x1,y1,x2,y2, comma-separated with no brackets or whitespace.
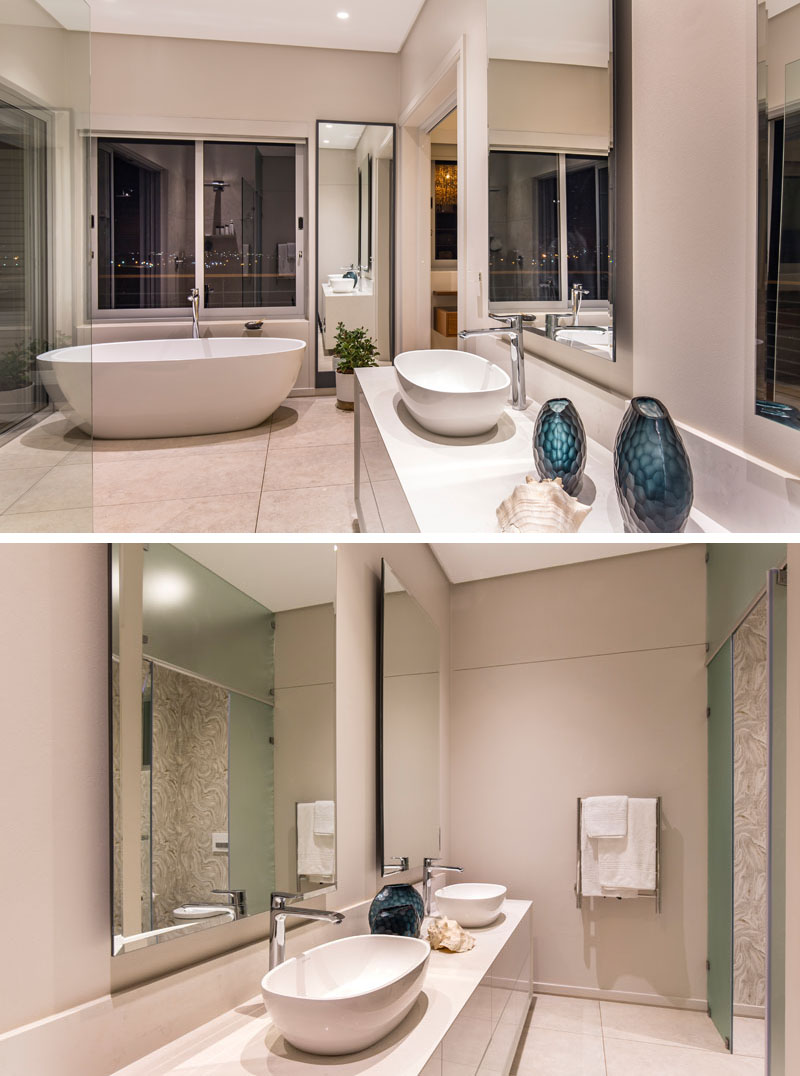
489,148,609,315
90,135,306,321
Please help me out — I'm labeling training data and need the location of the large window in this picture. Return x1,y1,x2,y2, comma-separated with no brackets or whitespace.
489,149,609,307
94,138,304,317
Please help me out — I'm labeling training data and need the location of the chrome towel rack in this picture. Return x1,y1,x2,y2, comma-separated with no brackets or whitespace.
575,796,662,913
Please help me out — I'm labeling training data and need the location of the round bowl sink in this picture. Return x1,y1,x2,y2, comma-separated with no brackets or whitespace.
394,349,510,437
261,933,430,1056
435,883,507,927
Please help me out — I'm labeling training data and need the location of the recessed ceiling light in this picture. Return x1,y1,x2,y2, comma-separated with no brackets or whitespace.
323,139,330,144
337,11,350,19
325,124,333,129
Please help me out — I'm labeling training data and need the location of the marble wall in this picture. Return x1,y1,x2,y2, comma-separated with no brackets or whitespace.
733,598,769,1009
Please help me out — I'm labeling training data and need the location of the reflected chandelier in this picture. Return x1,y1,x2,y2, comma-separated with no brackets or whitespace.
434,162,458,209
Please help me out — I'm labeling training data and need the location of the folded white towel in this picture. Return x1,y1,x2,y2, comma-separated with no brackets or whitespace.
314,800,335,836
598,798,657,892
583,796,628,838
278,242,296,276
297,802,334,879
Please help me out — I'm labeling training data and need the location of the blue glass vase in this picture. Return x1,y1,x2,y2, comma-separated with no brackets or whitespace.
532,398,586,495
614,397,693,533
368,884,424,937
371,903,421,938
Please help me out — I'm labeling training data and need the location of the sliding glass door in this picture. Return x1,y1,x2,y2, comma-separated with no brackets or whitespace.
0,95,48,437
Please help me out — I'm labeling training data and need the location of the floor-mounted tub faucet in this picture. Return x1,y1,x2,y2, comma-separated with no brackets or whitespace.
458,312,535,411
423,857,463,917
188,287,200,339
268,892,345,970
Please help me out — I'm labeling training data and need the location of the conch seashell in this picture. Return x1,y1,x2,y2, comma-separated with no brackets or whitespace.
427,917,476,953
496,476,592,533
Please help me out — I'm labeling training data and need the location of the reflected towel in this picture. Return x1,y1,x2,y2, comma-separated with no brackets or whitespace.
598,798,657,893
583,796,628,838
278,242,296,275
314,800,335,836
297,802,334,879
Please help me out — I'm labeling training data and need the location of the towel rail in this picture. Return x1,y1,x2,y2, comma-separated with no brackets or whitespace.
575,796,661,913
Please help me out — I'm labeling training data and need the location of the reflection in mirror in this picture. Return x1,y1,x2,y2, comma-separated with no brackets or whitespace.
487,0,615,361
315,122,395,384
378,561,440,877
757,0,800,430
110,544,336,954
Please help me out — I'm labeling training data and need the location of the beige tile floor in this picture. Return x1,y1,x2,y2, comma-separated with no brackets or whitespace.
504,996,765,1076
0,397,356,533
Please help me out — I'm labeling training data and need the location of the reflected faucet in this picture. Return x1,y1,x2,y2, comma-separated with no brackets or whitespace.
570,284,588,324
458,312,534,411
269,892,345,970
211,889,248,919
423,857,463,917
188,287,200,339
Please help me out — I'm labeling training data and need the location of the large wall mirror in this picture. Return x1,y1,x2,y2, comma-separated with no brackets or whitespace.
757,1,800,430
110,543,337,954
315,121,395,387
487,0,615,362
377,560,440,877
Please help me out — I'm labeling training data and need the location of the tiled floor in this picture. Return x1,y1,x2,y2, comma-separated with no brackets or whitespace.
0,397,357,533
507,996,765,1076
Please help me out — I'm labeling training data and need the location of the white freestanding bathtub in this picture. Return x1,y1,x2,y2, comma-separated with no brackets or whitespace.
37,337,306,439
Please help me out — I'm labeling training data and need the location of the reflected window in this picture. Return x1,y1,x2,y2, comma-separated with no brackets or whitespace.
489,149,609,306
203,142,297,310
97,140,195,311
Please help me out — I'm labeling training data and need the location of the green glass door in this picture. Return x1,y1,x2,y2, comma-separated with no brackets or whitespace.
707,639,733,1051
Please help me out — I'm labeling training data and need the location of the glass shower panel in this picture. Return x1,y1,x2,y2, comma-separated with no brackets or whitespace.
229,692,275,917
767,569,787,1076
707,639,734,1051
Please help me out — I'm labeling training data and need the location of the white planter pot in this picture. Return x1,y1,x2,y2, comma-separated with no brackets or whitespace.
0,384,34,418
335,370,355,410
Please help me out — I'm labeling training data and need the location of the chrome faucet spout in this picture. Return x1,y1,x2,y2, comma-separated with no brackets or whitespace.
570,284,588,325
268,892,345,970
187,288,200,339
423,858,464,917
458,311,533,410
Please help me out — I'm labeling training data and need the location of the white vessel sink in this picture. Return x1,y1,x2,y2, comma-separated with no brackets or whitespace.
261,934,430,1056
394,349,510,436
554,326,612,352
330,278,357,293
172,904,235,921
435,883,507,927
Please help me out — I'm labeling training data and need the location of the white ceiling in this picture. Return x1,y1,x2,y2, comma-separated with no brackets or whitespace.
489,0,610,67
319,122,365,151
79,0,426,52
431,543,679,585
174,543,337,611
768,0,800,16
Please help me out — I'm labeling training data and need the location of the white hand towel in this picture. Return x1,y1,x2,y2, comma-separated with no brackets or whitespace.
297,802,334,879
580,809,603,897
582,796,628,838
278,242,296,275
597,798,657,892
314,800,335,836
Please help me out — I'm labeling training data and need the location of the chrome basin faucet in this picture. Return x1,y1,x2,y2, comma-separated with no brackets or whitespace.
212,888,247,919
269,892,345,970
188,287,200,339
570,284,588,324
423,857,463,917
458,312,534,411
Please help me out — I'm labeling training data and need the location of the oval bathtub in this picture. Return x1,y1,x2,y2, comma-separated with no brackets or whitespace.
37,337,306,439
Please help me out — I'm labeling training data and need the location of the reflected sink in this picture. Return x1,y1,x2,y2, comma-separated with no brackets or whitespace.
554,326,612,350
435,883,507,927
394,349,510,436
261,934,430,1055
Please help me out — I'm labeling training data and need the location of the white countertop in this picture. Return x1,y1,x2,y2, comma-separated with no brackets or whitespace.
112,901,532,1076
356,367,726,534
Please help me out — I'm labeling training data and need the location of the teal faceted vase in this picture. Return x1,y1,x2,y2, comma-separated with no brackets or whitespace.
368,884,424,938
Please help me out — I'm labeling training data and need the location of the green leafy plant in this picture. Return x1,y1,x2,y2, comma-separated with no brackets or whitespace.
333,322,380,374
0,338,48,392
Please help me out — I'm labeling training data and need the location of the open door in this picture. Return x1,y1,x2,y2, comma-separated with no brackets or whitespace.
707,639,733,1051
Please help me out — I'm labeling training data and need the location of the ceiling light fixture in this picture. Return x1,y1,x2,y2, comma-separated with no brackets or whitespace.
337,11,350,19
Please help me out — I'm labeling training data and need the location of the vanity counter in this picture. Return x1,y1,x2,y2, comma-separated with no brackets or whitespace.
354,367,726,533
112,899,533,1076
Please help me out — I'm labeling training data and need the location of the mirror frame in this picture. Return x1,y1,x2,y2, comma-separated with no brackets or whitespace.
487,0,617,363
376,558,441,878
314,120,396,387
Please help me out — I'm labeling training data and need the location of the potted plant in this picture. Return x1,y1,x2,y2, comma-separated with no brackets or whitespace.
333,322,379,411
0,339,41,417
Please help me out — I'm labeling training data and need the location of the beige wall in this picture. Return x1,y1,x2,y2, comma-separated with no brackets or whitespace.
450,546,709,1006
0,541,450,1074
